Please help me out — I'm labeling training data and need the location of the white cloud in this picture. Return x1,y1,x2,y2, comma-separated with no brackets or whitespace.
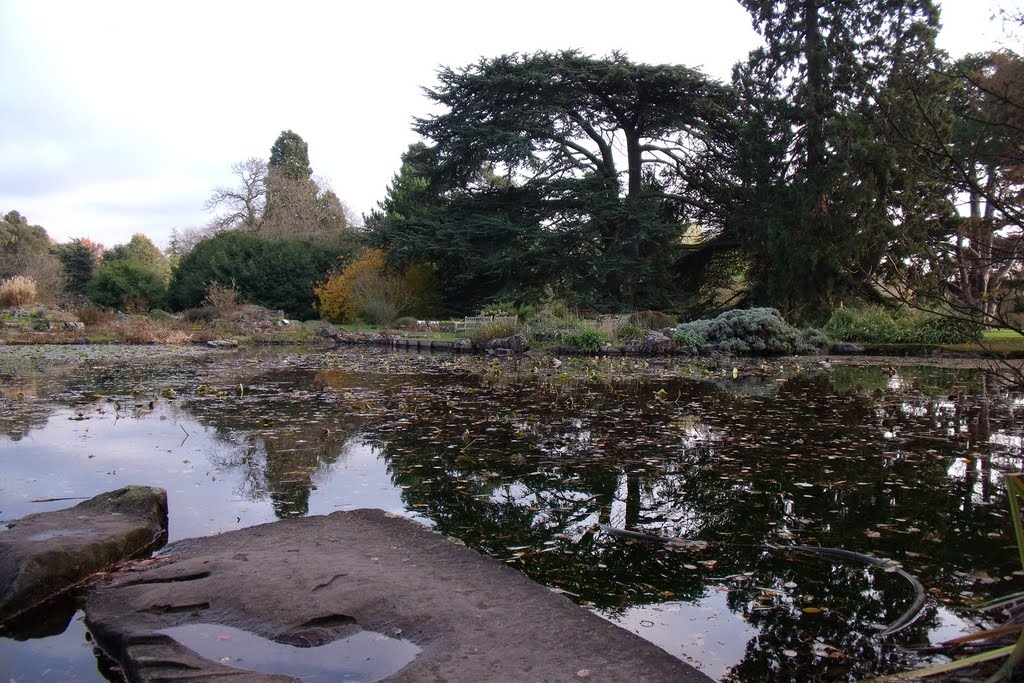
0,0,1008,248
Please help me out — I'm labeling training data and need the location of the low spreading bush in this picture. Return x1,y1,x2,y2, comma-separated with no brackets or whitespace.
182,306,218,324
676,308,828,356
148,309,176,323
203,282,242,311
0,275,37,308
75,304,112,327
393,316,418,331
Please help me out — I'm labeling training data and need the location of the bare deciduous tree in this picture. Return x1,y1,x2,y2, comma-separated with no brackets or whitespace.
203,157,267,232
260,169,358,248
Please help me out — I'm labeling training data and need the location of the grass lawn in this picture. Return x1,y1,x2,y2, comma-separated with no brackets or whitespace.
974,328,1024,355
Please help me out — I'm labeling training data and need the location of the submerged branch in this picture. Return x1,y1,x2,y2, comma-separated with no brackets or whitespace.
598,525,928,638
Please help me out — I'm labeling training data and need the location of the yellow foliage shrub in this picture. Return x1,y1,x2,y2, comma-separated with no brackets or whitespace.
0,275,37,308
315,250,442,325
315,249,387,322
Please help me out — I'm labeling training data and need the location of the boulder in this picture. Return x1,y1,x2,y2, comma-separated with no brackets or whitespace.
86,509,711,683
0,486,168,622
627,331,676,355
482,333,529,354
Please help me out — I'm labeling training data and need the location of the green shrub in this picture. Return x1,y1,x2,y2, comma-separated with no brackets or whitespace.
169,232,344,320
148,309,175,323
88,259,167,312
674,329,706,347
562,328,606,352
676,308,827,355
795,327,831,354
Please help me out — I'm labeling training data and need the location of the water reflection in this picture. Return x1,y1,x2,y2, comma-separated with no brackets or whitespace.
1,347,1023,681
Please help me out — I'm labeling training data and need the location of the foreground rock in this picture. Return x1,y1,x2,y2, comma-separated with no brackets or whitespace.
0,486,168,623
86,509,712,682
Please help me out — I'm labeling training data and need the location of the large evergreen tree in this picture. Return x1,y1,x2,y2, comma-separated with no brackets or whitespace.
730,0,943,317
56,239,100,299
268,130,312,181
388,51,734,312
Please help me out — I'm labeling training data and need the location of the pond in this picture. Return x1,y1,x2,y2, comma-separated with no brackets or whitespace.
1,345,1023,681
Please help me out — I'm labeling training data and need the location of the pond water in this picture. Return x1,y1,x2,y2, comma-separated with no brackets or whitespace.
2,345,1023,681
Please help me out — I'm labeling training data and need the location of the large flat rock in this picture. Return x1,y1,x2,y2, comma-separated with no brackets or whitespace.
86,508,712,682
1,486,168,624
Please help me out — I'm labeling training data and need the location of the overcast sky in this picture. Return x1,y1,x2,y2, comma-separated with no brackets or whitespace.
0,0,1012,249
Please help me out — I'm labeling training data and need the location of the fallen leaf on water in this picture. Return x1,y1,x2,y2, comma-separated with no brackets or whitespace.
802,607,823,614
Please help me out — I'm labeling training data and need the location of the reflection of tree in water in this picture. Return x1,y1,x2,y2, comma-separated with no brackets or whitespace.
0,394,52,441
0,347,221,440
364,366,1024,681
182,366,369,517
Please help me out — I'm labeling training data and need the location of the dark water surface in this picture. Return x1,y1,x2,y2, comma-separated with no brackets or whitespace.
2,345,1023,681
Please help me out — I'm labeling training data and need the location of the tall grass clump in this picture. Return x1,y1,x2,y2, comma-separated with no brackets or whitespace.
471,318,522,344
0,275,37,308
823,306,981,345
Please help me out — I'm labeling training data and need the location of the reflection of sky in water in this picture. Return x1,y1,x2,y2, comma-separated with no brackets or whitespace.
0,399,417,683
157,623,420,682
602,591,758,681
4,349,1024,682
0,403,410,540
0,613,101,683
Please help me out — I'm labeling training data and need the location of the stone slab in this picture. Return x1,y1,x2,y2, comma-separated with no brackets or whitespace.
1,486,168,623
86,508,712,682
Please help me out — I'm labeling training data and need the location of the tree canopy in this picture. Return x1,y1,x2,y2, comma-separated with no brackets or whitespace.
205,133,357,249
167,231,344,319
269,130,312,181
728,0,944,317
370,50,735,312
103,233,171,285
